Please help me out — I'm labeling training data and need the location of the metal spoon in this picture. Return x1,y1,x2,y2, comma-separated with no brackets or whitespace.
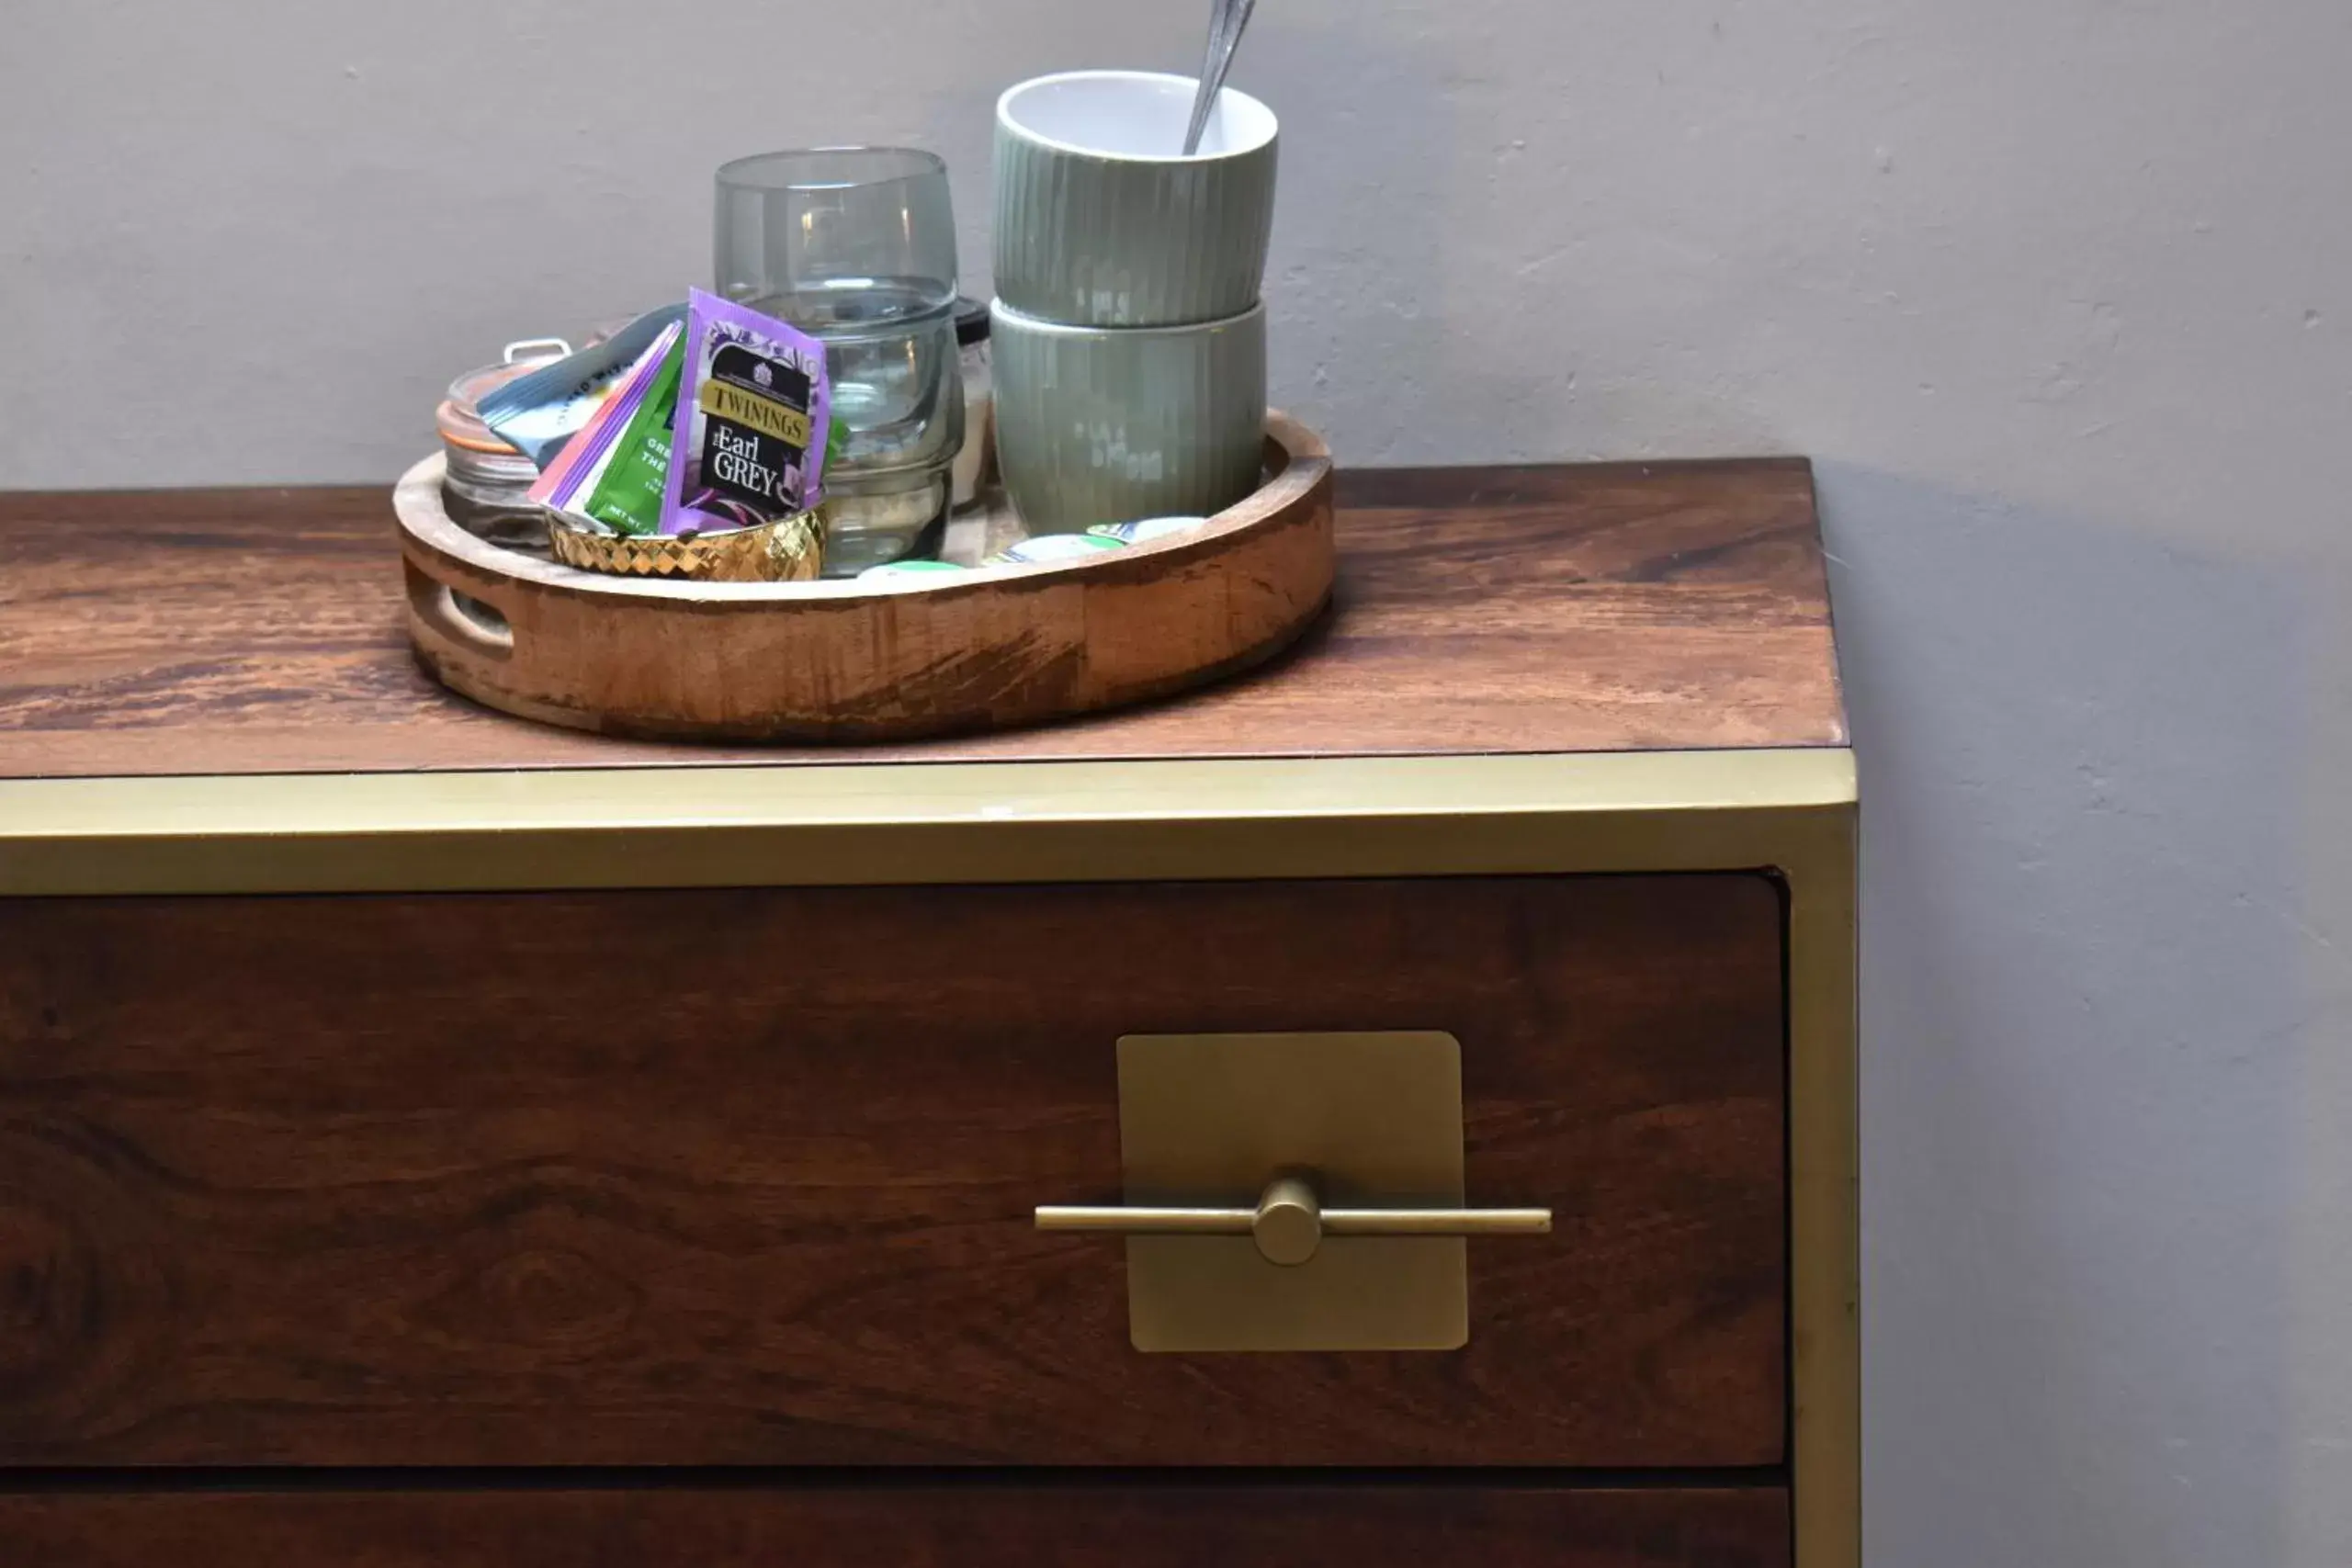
1182,0,1258,155
1181,0,1235,154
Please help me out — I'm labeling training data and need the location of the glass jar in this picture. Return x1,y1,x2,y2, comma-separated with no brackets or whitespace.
435,338,570,547
818,461,954,576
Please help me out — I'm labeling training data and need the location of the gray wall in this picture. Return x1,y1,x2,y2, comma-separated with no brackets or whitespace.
7,2,2350,1562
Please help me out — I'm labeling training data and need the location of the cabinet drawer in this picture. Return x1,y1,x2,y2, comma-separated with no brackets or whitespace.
0,1485,1792,1568
0,876,1784,1467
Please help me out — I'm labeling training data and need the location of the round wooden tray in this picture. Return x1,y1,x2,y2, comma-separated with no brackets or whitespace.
395,413,1334,742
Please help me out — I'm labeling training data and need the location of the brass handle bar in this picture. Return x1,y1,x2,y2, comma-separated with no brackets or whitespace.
1036,1174,1551,1267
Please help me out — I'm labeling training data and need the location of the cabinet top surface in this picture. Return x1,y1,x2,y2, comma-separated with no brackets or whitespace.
0,460,1844,782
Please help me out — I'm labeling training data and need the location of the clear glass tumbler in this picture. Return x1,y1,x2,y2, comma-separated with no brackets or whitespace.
717,148,964,573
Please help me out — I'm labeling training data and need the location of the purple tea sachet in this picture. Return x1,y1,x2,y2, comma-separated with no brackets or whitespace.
661,288,832,536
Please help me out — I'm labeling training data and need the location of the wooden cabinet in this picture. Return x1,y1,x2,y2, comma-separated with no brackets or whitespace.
0,461,1855,1565
0,1489,1794,1568
0,875,1785,1468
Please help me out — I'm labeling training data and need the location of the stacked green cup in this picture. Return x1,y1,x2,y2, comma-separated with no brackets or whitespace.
989,70,1278,535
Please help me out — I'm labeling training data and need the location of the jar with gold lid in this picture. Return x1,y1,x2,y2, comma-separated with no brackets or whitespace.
434,338,571,547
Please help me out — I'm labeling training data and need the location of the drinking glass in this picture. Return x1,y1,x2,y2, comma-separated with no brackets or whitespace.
717,148,963,572
718,147,957,321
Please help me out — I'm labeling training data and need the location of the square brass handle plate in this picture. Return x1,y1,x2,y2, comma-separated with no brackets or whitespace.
1034,1031,1553,1351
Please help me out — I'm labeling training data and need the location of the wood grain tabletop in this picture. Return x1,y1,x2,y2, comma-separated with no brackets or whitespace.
0,461,1844,779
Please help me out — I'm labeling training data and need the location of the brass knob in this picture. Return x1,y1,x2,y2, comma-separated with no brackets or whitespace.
1250,1174,1327,1266
1035,1174,1552,1267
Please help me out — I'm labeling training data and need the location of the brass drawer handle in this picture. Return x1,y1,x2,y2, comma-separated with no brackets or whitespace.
1035,1174,1552,1267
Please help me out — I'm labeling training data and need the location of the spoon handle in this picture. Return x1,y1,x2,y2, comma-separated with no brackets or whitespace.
1182,0,1234,156
1183,0,1252,155
1218,2,1260,116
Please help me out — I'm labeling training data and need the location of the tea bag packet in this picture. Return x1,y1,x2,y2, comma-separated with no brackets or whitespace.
572,331,686,536
1088,516,1209,545
479,303,687,468
662,289,832,536
527,322,681,523
985,533,1126,567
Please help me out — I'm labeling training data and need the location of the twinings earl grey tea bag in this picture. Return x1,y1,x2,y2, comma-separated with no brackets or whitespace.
661,289,832,536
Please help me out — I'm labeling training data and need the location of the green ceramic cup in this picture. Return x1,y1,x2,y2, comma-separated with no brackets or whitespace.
994,70,1278,328
989,299,1267,535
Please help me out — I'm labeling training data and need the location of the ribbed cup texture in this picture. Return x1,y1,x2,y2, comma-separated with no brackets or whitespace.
993,121,1276,329
990,302,1267,535
989,74,1275,530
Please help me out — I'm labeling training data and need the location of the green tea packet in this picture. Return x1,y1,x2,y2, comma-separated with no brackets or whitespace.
575,332,687,536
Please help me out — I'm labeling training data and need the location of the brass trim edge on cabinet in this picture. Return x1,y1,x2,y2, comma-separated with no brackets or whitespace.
0,741,1859,1568
1784,797,1860,1568
0,747,1851,897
